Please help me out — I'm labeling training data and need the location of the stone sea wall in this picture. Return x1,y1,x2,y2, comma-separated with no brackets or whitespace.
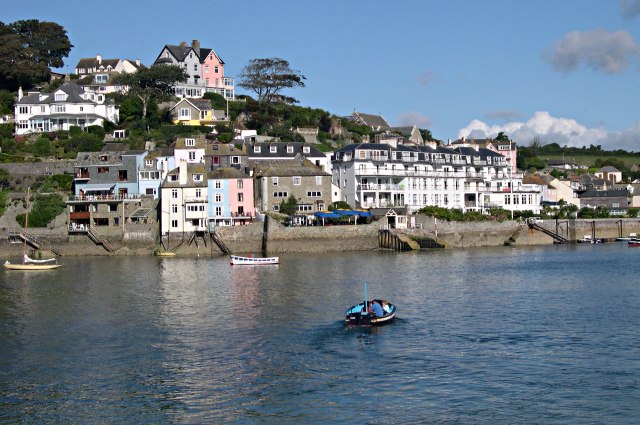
2,215,640,259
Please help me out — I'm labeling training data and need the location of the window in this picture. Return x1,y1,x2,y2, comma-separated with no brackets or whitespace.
215,194,222,203
287,146,294,153
273,191,288,197
54,105,66,113
188,151,196,161
171,204,178,213
303,146,310,154
195,189,202,197
193,64,198,71
214,66,219,73
145,159,153,166
185,138,195,146
172,189,178,199
171,219,178,228
297,204,313,212
205,65,209,73
179,108,190,119
169,174,178,182
55,93,66,101
97,167,108,174
273,205,280,212
145,188,155,195
270,145,277,153
118,170,127,181
237,180,243,189
293,176,301,186
231,156,240,164
18,106,29,114
272,177,278,186
254,146,261,153
238,193,244,202
215,207,222,216
316,176,322,185
215,180,221,189
193,174,202,182
307,191,322,197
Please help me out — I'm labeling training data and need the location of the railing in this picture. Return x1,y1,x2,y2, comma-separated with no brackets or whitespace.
87,226,114,252
67,194,141,202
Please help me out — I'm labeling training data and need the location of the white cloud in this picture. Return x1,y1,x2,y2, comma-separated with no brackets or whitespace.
396,111,432,128
457,111,640,151
620,0,640,18
543,29,640,74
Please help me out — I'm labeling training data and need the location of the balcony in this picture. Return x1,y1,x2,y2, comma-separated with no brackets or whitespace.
357,183,402,191
67,193,141,203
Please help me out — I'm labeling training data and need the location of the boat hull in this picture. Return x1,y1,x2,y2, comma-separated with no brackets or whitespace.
4,262,62,270
230,255,279,265
344,301,396,327
156,252,176,257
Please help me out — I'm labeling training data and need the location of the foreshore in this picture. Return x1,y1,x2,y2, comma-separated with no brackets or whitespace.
2,215,639,259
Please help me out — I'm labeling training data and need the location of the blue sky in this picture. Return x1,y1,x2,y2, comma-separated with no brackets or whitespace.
5,0,640,150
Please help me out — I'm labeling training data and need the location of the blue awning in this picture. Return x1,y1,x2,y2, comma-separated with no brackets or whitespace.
315,211,341,219
334,210,372,217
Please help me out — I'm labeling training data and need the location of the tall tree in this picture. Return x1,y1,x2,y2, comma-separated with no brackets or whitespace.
0,20,73,91
112,65,187,119
238,58,305,103
494,131,511,142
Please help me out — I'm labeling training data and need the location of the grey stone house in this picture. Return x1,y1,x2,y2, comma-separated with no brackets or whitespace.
579,189,629,215
253,159,332,214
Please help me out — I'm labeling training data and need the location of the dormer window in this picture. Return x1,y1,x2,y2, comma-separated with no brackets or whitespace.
193,174,203,182
145,159,153,166
185,138,195,146
287,146,294,154
99,155,108,161
303,146,310,154
270,145,277,153
54,93,67,102
254,146,261,153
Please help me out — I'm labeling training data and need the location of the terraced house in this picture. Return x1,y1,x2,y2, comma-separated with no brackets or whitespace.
332,140,541,215
154,39,234,99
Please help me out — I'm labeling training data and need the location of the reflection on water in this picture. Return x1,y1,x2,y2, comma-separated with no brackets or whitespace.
1,244,640,423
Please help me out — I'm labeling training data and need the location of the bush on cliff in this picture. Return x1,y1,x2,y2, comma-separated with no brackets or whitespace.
15,193,66,227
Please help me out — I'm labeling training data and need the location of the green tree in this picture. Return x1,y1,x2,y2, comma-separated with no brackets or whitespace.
238,58,306,103
111,65,186,119
279,195,299,215
33,137,53,157
0,20,73,91
494,132,511,142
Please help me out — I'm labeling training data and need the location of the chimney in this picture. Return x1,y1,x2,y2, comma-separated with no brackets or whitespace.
18,87,23,101
96,54,102,64
192,39,200,51
135,59,140,66
179,41,188,47
179,161,188,185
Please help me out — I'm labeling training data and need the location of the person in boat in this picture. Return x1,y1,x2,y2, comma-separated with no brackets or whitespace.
370,300,384,317
381,300,391,314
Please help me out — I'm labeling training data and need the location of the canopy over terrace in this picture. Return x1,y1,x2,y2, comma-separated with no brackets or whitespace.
314,210,372,225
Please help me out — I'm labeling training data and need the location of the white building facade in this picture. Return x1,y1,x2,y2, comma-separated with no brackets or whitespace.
14,83,118,135
332,142,541,215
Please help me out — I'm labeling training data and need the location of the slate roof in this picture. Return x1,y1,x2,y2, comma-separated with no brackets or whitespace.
207,167,250,179
162,163,207,188
254,159,329,177
156,43,225,65
579,189,628,198
17,82,93,105
352,111,390,130
597,166,621,173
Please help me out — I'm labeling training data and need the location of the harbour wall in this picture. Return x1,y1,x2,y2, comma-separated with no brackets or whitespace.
2,216,640,258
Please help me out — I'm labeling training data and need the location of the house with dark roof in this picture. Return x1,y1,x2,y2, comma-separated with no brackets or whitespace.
154,39,234,99
451,137,518,171
246,141,331,173
75,54,143,75
579,189,629,215
14,82,118,135
253,158,332,214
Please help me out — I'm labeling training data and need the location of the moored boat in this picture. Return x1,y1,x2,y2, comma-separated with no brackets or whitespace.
628,238,640,247
344,300,397,327
230,255,279,265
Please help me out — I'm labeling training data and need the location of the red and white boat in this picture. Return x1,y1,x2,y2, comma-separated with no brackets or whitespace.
229,255,279,265
628,238,640,247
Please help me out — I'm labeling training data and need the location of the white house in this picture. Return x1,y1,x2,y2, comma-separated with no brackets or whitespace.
14,82,118,135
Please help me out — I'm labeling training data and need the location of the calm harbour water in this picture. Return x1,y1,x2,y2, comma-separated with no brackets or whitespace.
1,243,639,424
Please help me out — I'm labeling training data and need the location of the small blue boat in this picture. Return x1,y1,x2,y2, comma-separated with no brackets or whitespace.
344,300,397,327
